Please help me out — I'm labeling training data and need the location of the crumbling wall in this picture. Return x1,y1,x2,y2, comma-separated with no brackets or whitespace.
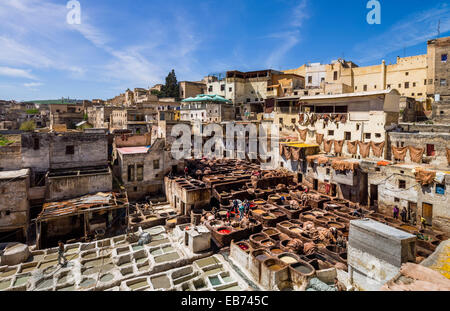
0,175,29,241
47,171,112,201
50,132,108,169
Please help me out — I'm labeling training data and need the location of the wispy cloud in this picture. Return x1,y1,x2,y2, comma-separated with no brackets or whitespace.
265,0,310,68
353,4,450,64
24,82,43,88
0,0,203,96
0,66,37,79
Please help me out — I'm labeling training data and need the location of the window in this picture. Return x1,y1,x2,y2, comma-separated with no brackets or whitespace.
375,133,381,138
365,133,371,139
363,85,368,91
387,84,391,89
326,168,331,175
395,198,400,203
220,84,225,91
128,165,135,182
229,87,232,92
308,76,312,84
399,180,406,189
356,124,360,131
333,71,338,80
405,82,409,89
33,138,40,150
405,72,409,76
440,79,447,86
136,165,144,181
5,210,10,216
436,184,446,195
355,86,357,90
208,86,213,92
426,144,435,157
413,82,416,87
424,79,427,85
279,118,283,124
153,160,160,170
246,98,250,103
345,132,351,140
328,130,334,136
442,54,448,62
398,83,402,88
66,145,74,155
291,118,296,124
374,85,377,89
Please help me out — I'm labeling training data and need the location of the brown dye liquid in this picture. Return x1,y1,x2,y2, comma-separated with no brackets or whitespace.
152,275,171,289
268,264,283,271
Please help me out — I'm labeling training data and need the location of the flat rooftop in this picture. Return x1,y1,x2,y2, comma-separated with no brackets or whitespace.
0,169,29,180
351,219,416,241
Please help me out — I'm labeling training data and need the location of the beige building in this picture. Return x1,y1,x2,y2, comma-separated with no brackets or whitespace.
179,81,207,99
271,89,401,160
427,37,450,101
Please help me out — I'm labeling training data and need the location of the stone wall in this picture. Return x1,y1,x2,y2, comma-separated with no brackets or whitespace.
46,169,112,201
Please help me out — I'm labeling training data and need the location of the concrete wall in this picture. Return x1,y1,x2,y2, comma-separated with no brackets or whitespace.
348,219,416,291
46,170,112,201
0,173,29,240
49,132,108,170
388,131,450,167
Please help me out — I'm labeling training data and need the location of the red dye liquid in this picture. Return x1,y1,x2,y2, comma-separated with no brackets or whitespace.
238,244,249,250
219,229,231,234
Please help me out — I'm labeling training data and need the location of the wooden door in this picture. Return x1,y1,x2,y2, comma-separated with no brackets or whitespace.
422,203,433,225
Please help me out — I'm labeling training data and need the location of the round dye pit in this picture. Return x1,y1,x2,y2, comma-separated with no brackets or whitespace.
218,229,231,235
129,279,148,290
151,275,171,289
270,248,283,255
79,278,96,288
36,278,53,290
292,263,314,274
0,279,11,290
280,256,298,264
237,243,249,251
100,274,114,283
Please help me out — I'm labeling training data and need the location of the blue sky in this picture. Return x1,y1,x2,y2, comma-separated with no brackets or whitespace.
0,0,449,101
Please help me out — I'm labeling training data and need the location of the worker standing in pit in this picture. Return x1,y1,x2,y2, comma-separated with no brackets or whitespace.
58,241,68,266
238,202,245,221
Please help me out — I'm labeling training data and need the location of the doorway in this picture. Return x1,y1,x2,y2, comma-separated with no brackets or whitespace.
331,184,337,197
422,203,433,225
370,184,378,208
313,179,318,191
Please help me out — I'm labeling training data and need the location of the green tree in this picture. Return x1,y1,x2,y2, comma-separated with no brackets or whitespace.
161,69,180,99
20,121,36,132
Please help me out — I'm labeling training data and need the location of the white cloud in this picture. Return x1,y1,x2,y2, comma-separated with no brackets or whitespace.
265,0,309,68
0,66,37,79
0,0,203,93
24,82,43,88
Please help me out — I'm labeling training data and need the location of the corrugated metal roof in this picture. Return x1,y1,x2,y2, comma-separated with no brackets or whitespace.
38,192,128,221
